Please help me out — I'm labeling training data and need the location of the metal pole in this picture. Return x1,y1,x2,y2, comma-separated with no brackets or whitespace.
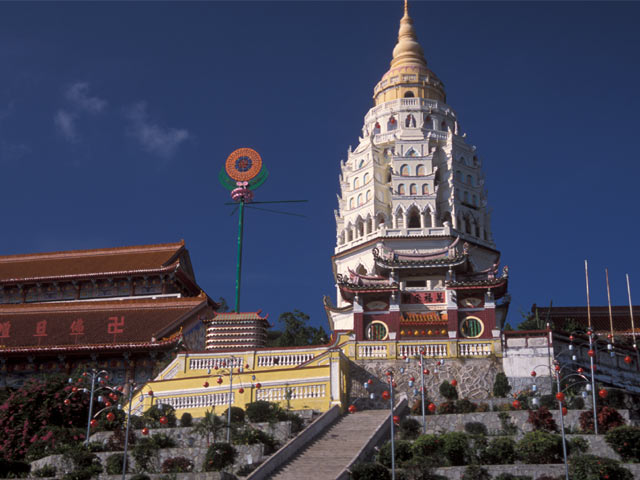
626,275,639,368
606,269,615,344
556,374,569,480
85,371,96,445
389,376,395,480
226,363,233,443
234,200,245,313
122,384,134,480
588,332,598,435
420,353,426,434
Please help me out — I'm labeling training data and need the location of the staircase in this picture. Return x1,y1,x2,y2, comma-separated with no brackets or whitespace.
269,409,391,480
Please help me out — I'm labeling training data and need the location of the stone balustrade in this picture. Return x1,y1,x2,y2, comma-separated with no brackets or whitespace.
398,343,448,358
256,384,326,402
458,342,492,356
159,392,234,410
358,344,388,359
188,357,245,371
256,353,314,368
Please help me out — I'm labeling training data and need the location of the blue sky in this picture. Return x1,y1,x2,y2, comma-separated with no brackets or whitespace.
0,1,638,330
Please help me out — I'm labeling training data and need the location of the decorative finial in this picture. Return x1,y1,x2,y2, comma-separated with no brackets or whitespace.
391,0,427,67
404,0,409,16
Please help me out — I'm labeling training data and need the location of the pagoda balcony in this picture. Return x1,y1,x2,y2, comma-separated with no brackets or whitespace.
365,97,450,124
335,226,451,254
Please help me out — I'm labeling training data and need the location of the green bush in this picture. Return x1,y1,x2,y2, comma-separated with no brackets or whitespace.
601,388,626,409
180,412,193,427
222,406,245,424
412,434,443,460
455,398,477,414
441,432,470,466
492,372,511,397
0,458,31,478
461,465,490,480
161,456,194,473
245,400,283,423
130,475,151,480
569,454,633,480
493,475,533,480
527,406,558,432
605,426,640,462
579,406,626,433
399,417,422,439
106,453,126,475
203,442,236,471
350,462,390,480
149,433,176,448
464,421,488,436
129,415,146,429
142,404,177,428
568,396,584,410
439,381,458,401
132,437,161,473
285,411,305,434
105,426,136,451
539,394,556,410
377,440,413,468
32,465,56,477
437,401,457,415
568,436,589,456
61,446,103,480
498,412,518,435
233,427,279,454
482,436,517,464
517,431,563,464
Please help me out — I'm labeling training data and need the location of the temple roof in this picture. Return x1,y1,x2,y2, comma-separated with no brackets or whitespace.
0,241,193,285
401,311,446,324
209,311,269,322
0,295,210,355
532,304,640,335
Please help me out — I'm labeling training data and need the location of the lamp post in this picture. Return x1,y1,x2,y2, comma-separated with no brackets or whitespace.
403,351,443,434
382,370,397,480
205,357,244,443
69,369,110,445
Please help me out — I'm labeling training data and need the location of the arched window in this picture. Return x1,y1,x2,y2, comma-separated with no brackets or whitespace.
440,120,447,130
347,228,353,242
357,193,363,206
424,115,432,129
349,198,354,209
398,184,405,195
455,170,463,182
460,156,465,164
377,213,386,227
400,164,409,176
353,177,360,189
465,217,471,234
472,194,477,206
358,159,365,169
422,184,429,195
460,316,484,338
407,207,421,228
366,321,389,341
464,191,469,203
410,184,417,195
374,122,381,133
467,175,473,186
405,114,416,128
365,190,371,202
363,173,370,184
416,164,425,176
387,116,397,131
404,91,414,98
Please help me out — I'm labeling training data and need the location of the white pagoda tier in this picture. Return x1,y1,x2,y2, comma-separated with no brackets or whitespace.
325,1,509,344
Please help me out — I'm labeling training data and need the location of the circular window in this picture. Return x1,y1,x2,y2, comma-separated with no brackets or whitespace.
366,321,389,341
460,316,484,338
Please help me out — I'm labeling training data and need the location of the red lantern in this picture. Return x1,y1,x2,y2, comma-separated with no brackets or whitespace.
367,379,373,385
385,371,391,377
555,392,565,403
428,403,436,413
147,390,154,397
624,356,632,364
554,364,561,371
142,427,149,436
239,388,244,394
348,405,357,414
562,406,568,416
72,386,78,393
217,377,223,384
106,412,115,422
391,381,397,388
382,390,390,401
577,368,584,374
599,389,608,399
531,371,537,377
588,350,595,358
64,399,71,406
90,419,98,428
245,364,250,369
409,376,415,382
255,383,262,389
569,335,574,341
203,382,209,388
512,400,521,409
110,393,118,401
423,369,430,375
393,415,400,424
105,401,112,407
451,379,458,387
159,416,168,425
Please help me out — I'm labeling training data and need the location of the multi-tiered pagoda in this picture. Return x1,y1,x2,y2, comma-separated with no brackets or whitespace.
325,1,510,346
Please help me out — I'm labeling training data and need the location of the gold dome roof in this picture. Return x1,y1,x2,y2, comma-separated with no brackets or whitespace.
391,0,427,68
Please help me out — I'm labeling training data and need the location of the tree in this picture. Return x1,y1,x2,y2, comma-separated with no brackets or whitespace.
518,309,547,330
215,297,230,313
268,310,329,347
193,409,224,446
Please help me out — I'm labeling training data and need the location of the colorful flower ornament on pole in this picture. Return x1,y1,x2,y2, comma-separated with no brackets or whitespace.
599,389,608,399
624,356,632,364
512,400,521,410
562,406,568,416
147,390,154,397
348,405,357,414
588,349,595,357
428,403,437,413
238,387,244,394
159,416,168,425
451,379,458,387
203,382,209,388
217,377,223,384
382,390,390,401
255,383,262,389
531,371,537,377
556,392,565,403
142,428,149,436
90,419,98,428
106,412,115,422
393,415,400,425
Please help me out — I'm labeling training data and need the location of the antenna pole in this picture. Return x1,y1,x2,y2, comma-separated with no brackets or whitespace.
234,199,245,313
585,260,592,330
606,268,614,344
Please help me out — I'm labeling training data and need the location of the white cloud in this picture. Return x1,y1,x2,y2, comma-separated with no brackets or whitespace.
125,102,189,158
65,82,107,114
53,109,78,142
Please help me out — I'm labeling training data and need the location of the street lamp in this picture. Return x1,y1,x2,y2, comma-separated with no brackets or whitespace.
69,369,110,445
403,351,443,434
382,370,397,480
205,357,245,443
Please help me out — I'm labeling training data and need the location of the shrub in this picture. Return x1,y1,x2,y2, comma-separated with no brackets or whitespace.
142,404,177,428
527,406,558,432
437,401,457,415
203,442,236,471
350,462,390,480
601,388,626,409
86,441,104,452
222,406,245,424
180,412,193,427
245,400,283,423
464,421,488,436
569,454,633,480
441,432,470,466
32,465,56,477
493,475,533,480
539,394,556,410
492,372,511,397
105,426,136,451
129,415,146,429
285,411,305,434
455,398,477,413
132,437,161,473
400,417,422,439
605,426,640,462
0,458,31,478
377,440,413,468
61,446,103,480
412,434,443,460
482,436,517,464
233,427,279,454
461,465,490,480
130,475,151,480
568,396,584,410
517,431,563,464
149,432,176,448
161,456,194,473
498,412,518,435
476,402,490,412
439,381,458,401
579,406,626,433
106,453,126,475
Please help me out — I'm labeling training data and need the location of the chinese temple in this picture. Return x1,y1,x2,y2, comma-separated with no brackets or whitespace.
325,0,509,346
0,241,218,387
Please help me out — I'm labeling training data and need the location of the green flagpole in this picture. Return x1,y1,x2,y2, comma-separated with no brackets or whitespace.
234,199,245,313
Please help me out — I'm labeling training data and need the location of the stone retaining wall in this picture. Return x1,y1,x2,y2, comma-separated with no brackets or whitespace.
433,463,640,480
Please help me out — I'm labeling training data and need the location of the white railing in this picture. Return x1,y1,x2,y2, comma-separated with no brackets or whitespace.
256,384,326,402
256,353,315,368
365,98,442,123
159,392,234,410
458,343,492,357
358,344,388,358
162,363,180,380
398,343,448,358
189,357,245,371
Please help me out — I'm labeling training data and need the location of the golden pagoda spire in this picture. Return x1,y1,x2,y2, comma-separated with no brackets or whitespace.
391,0,427,68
